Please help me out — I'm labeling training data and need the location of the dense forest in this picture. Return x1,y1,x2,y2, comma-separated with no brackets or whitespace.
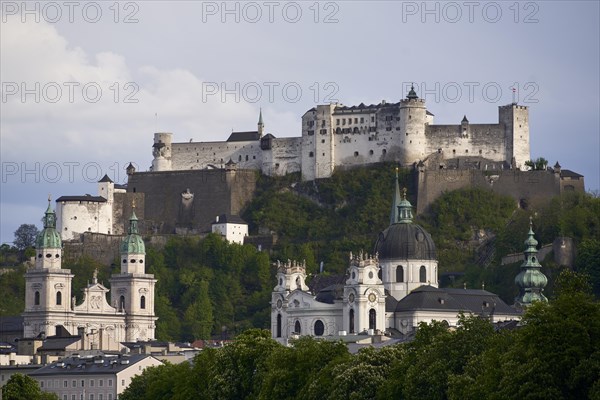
1,163,599,341
119,271,600,400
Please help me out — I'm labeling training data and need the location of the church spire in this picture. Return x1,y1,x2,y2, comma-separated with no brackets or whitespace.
258,108,264,137
390,168,401,224
514,217,548,308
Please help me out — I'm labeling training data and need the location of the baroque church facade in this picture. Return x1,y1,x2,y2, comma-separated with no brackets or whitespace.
22,199,156,351
270,173,544,343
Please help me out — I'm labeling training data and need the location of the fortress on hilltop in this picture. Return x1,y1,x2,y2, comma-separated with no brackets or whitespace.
151,86,530,181
53,86,584,241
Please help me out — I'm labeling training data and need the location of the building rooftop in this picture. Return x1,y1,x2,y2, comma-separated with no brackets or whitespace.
226,131,260,142
29,354,159,376
212,214,247,225
55,195,107,203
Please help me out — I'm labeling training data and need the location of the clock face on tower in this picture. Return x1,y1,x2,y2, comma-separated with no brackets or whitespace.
368,293,376,303
348,293,355,303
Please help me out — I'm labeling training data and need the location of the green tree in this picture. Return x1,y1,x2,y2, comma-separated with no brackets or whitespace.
259,337,351,399
575,239,600,296
208,329,280,399
13,224,39,250
1,373,58,400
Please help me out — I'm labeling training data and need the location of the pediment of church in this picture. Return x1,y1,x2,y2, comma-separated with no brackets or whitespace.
74,283,117,314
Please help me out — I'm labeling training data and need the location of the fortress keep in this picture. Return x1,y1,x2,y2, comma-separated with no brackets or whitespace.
151,87,530,181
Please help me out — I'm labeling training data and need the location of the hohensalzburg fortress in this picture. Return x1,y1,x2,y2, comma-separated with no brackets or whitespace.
151,86,530,181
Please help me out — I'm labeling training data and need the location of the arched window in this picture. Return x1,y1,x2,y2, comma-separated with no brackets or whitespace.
419,266,427,283
369,309,376,330
377,268,382,280
294,320,301,334
349,309,355,333
140,295,146,309
119,295,125,312
314,320,324,336
34,291,40,306
396,266,404,282
56,291,62,306
276,314,282,338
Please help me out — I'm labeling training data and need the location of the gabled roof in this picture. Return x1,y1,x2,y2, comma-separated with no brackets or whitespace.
561,169,583,178
226,131,260,142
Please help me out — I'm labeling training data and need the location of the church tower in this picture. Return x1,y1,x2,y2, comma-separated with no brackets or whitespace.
109,208,157,341
514,218,548,309
23,198,74,338
343,252,386,334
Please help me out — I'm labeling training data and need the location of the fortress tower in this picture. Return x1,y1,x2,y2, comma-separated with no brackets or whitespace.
398,85,427,164
499,103,530,170
301,104,336,180
151,132,173,171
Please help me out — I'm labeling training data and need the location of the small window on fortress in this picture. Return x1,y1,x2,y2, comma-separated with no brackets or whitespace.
369,150,374,155
479,150,482,154
246,155,249,161
371,116,375,122
354,151,359,157
382,149,387,155
453,149,456,154
309,152,314,157
354,118,358,124
360,117,364,123
336,119,340,125
238,155,242,161
465,150,468,153
34,291,40,305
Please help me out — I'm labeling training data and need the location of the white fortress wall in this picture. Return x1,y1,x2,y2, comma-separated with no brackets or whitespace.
56,200,112,240
266,137,302,176
171,140,262,170
425,124,507,162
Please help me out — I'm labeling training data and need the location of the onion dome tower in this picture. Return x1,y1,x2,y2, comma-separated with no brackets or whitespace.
374,170,438,301
23,197,74,338
109,203,157,341
514,218,548,308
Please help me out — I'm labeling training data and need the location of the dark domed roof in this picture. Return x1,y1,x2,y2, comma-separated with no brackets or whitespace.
376,180,436,260
375,223,436,260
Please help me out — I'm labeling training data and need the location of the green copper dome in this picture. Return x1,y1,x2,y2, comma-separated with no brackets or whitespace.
515,219,548,306
36,201,61,249
121,211,145,255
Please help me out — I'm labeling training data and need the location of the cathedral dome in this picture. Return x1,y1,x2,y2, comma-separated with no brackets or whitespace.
374,181,436,260
36,201,61,249
375,223,436,260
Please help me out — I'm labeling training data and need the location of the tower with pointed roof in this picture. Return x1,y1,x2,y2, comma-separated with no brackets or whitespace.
109,206,157,342
375,173,438,303
23,197,75,338
258,108,264,137
514,218,548,308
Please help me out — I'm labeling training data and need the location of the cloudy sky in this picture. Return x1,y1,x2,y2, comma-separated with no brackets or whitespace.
1,1,599,244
